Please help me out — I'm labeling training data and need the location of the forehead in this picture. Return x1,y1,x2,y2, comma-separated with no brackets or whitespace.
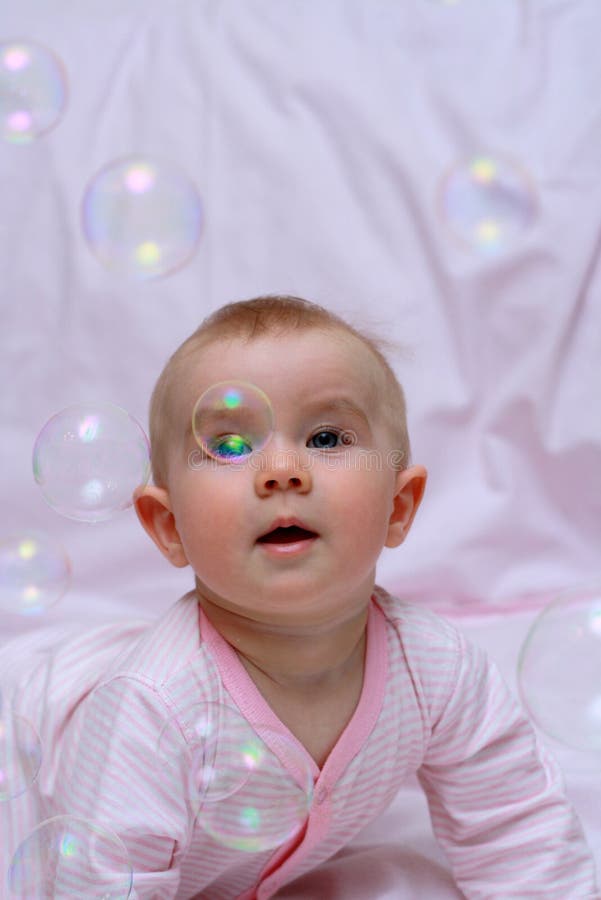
178,329,383,412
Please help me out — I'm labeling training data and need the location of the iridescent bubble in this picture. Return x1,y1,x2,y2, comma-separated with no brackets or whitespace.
0,40,67,144
438,154,538,253
32,402,150,523
8,815,132,898
518,585,601,752
81,156,203,280
198,725,314,852
158,701,313,851
159,702,265,805
0,711,42,801
192,381,274,464
0,532,71,616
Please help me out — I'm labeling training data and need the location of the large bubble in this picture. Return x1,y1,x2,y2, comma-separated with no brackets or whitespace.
0,40,67,144
0,532,71,615
82,156,203,280
438,154,538,253
518,585,601,752
158,702,313,852
197,725,313,852
158,702,257,804
32,402,150,523
0,709,43,801
8,815,133,898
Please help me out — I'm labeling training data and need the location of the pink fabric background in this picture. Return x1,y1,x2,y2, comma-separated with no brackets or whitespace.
1,1,600,895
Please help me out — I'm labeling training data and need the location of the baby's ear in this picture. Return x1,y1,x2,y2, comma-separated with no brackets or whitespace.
384,465,427,549
133,485,189,568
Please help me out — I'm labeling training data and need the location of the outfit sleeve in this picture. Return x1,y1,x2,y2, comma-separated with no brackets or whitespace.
416,628,600,899
53,673,194,899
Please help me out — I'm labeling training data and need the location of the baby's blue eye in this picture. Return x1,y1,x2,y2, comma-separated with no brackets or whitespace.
309,430,341,450
208,433,253,459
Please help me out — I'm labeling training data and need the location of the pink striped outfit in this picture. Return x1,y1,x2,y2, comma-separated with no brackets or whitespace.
1,586,598,898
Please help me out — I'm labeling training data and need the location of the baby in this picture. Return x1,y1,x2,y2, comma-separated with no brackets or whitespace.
1,294,599,898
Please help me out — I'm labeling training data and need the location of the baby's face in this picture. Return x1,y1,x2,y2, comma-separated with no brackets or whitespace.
164,329,411,627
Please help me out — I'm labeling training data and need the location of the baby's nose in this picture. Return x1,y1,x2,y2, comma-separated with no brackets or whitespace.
253,448,312,495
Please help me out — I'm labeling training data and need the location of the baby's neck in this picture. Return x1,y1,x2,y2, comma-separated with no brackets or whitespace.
198,593,369,766
197,593,369,695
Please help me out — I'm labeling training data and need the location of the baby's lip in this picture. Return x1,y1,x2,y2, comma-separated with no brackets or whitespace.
257,516,319,542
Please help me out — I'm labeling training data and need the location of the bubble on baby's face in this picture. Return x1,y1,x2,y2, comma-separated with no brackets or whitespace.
0,532,70,615
0,711,42,801
438,155,537,253
0,40,67,143
82,156,203,280
32,402,150,522
7,815,133,897
192,381,274,464
518,585,601,753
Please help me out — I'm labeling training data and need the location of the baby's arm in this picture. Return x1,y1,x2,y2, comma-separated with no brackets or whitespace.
54,674,193,899
416,629,599,898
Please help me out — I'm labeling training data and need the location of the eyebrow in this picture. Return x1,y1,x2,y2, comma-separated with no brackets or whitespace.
183,395,371,441
184,405,257,440
301,397,371,427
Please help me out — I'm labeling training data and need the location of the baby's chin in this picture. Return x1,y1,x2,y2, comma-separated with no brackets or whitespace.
195,582,368,635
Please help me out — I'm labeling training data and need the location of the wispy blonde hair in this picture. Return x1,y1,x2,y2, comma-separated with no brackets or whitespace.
149,294,412,486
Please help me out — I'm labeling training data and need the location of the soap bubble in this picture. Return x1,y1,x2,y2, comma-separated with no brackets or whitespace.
0,39,67,143
159,702,257,803
0,710,42,801
8,815,132,898
518,585,601,752
0,532,70,615
438,154,538,253
192,381,274,464
198,725,313,852
158,701,313,851
32,402,150,522
82,156,203,280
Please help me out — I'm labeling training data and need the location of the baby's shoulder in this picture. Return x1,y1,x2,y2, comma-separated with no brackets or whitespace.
372,584,463,669
103,591,201,677
0,593,213,753
0,620,145,692
372,586,472,720
0,592,204,711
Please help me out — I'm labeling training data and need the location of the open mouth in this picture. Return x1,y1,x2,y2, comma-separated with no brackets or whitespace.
257,525,318,544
